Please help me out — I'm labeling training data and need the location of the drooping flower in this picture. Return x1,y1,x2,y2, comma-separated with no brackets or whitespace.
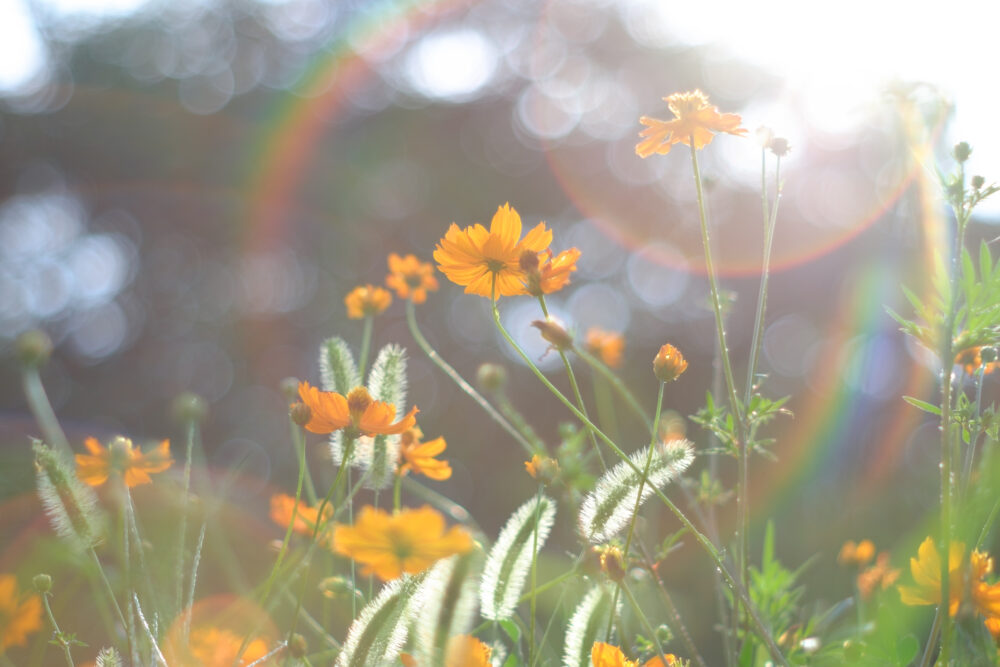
75,436,173,488
838,539,876,567
636,90,746,158
297,382,418,439
433,203,552,299
521,248,581,296
955,346,999,375
590,642,678,666
345,285,392,319
652,344,688,383
386,253,439,304
185,626,269,666
898,537,1000,617
857,552,900,600
397,427,452,481
0,575,42,652
585,328,625,368
332,505,473,581
269,493,333,545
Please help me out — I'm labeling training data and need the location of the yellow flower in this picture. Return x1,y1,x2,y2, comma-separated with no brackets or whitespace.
333,505,473,581
397,427,452,481
652,344,688,383
636,90,746,158
521,248,581,296
433,203,552,299
269,493,333,545
75,436,173,487
0,575,42,653
297,382,418,439
183,626,269,666
524,455,559,485
838,539,876,567
898,537,1000,617
345,284,392,319
400,635,492,667
591,642,678,666
386,253,439,304
585,328,625,368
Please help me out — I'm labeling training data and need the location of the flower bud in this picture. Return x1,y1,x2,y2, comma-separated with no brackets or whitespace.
982,347,998,364
954,142,972,163
33,573,52,593
289,633,308,658
768,137,791,157
289,402,312,427
16,330,52,369
524,455,559,485
532,319,573,351
476,363,507,392
653,344,688,382
171,392,207,424
972,175,985,190
595,545,626,582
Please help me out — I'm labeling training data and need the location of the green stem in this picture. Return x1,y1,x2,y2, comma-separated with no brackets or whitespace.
538,295,606,469
393,473,402,511
406,300,536,454
42,592,76,666
491,296,787,665
620,580,670,667
577,348,653,433
638,542,707,667
88,549,129,651
592,372,620,443
174,420,196,618
358,315,374,378
22,367,72,456
689,140,751,634
495,392,547,453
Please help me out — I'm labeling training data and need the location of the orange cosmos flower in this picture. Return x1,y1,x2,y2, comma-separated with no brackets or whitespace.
585,328,625,368
521,247,581,296
838,539,876,567
433,203,552,299
636,90,746,158
345,284,392,319
76,436,173,487
955,346,999,375
591,642,678,666
269,493,334,545
386,253,439,304
0,575,42,652
186,626,269,666
898,537,1000,617
652,344,688,383
397,427,452,481
297,382,418,439
333,505,473,581
400,635,492,667
857,552,900,600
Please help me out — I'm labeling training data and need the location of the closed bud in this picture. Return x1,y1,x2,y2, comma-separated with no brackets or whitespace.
16,330,52,369
476,363,507,392
972,175,985,190
171,392,207,424
289,402,312,427
532,319,573,351
289,633,308,658
653,344,688,382
954,141,972,163
32,573,52,593
595,545,626,582
982,347,997,363
768,137,791,157
524,455,560,485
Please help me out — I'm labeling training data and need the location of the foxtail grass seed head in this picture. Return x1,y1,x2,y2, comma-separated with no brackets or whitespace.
476,363,507,392
16,329,52,369
563,586,618,667
31,574,52,594
653,344,688,383
335,573,427,667
33,441,101,550
289,401,312,427
95,648,123,667
954,141,972,162
414,553,482,666
171,391,207,424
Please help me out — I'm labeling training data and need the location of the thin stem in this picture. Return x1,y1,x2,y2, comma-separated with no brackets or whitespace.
42,592,76,666
88,549,129,648
491,296,788,665
538,295,606,469
620,580,670,667
689,140,751,634
22,367,72,456
174,420,196,617
638,542,707,667
393,473,402,511
406,300,536,454
183,522,206,641
495,392,547,453
591,372,620,443
918,609,942,667
577,348,653,433
358,315,374,378
961,365,986,502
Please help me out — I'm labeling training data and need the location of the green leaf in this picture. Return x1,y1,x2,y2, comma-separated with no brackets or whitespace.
896,635,919,666
499,619,520,643
903,396,942,416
